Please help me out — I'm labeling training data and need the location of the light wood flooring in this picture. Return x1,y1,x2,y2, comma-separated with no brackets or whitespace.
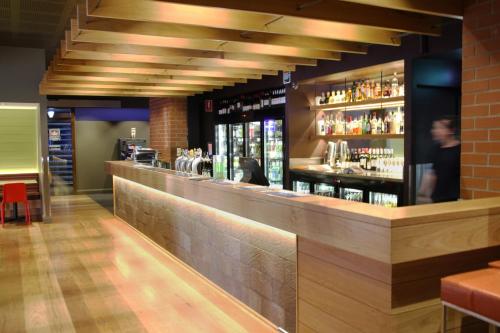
0,195,276,333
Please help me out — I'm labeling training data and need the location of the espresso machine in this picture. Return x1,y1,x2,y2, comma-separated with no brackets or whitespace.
325,140,349,167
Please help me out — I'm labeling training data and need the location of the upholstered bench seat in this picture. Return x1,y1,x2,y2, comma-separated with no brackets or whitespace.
490,261,500,269
441,268,500,326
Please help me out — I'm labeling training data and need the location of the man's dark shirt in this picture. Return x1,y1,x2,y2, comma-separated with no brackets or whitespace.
430,144,461,203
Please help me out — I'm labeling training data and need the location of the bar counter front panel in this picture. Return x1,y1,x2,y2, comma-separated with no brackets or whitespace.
107,161,500,333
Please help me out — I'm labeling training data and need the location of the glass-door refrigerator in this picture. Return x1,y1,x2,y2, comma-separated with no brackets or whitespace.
264,119,284,188
245,122,261,165
229,123,245,181
215,124,228,179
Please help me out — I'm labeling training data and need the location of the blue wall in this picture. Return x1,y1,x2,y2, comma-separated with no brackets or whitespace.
75,108,150,121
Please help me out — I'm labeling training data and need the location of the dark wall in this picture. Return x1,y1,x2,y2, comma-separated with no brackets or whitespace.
188,20,463,150
411,52,462,165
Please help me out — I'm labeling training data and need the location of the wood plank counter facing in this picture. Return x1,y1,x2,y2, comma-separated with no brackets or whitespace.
107,161,500,333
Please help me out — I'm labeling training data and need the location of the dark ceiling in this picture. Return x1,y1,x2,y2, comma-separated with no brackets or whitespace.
0,0,80,59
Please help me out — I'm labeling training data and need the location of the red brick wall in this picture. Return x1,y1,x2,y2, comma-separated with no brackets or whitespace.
461,0,500,199
149,97,188,165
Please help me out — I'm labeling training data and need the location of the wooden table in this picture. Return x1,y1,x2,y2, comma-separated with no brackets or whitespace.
107,161,500,333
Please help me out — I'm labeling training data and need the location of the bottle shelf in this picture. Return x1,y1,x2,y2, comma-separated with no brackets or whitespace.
317,133,404,140
311,96,404,112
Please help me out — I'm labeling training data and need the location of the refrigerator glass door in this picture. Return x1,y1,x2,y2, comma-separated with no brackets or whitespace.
245,122,262,165
229,123,245,181
339,188,363,202
314,183,336,197
369,192,398,207
214,124,228,179
293,181,310,194
264,119,284,188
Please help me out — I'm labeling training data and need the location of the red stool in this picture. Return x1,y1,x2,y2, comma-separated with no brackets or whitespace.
1,183,31,226
441,268,500,332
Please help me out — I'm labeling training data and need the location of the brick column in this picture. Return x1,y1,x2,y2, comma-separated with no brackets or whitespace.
461,0,500,199
149,97,188,166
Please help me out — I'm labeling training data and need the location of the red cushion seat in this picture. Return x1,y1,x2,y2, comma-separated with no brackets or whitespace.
441,268,500,323
489,261,500,269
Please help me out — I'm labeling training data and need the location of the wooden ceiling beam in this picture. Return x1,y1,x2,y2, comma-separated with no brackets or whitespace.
46,67,253,85
52,54,279,77
77,5,366,54
66,30,317,67
75,7,348,59
336,0,463,20
41,79,220,92
40,87,194,97
46,75,237,87
132,0,442,35
61,38,297,72
86,0,401,45
74,22,342,61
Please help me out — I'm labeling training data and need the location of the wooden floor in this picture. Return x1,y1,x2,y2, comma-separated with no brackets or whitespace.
0,195,276,333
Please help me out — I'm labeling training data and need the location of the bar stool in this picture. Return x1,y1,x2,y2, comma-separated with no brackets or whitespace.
1,183,31,226
441,268,500,332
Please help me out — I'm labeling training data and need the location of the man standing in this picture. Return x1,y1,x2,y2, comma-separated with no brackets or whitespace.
418,116,461,203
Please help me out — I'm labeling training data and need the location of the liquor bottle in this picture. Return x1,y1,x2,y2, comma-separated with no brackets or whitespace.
329,90,335,104
326,115,332,135
359,149,366,169
394,107,402,134
348,116,354,135
378,115,383,134
366,148,372,170
319,92,326,105
336,113,344,135
362,81,368,100
384,113,391,134
383,81,391,98
351,81,357,102
370,113,378,135
399,83,405,97
371,148,378,171
341,90,346,103
400,111,405,134
326,91,331,105
356,82,363,101
391,73,399,97
375,82,381,99
318,115,325,135
346,89,352,103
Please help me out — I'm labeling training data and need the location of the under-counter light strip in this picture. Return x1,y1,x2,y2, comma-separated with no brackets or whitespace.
319,100,405,112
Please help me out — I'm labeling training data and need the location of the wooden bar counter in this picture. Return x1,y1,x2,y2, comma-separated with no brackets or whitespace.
106,161,500,333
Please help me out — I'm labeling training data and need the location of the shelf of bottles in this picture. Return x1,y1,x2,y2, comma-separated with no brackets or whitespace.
216,87,286,116
314,70,405,139
47,108,74,194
